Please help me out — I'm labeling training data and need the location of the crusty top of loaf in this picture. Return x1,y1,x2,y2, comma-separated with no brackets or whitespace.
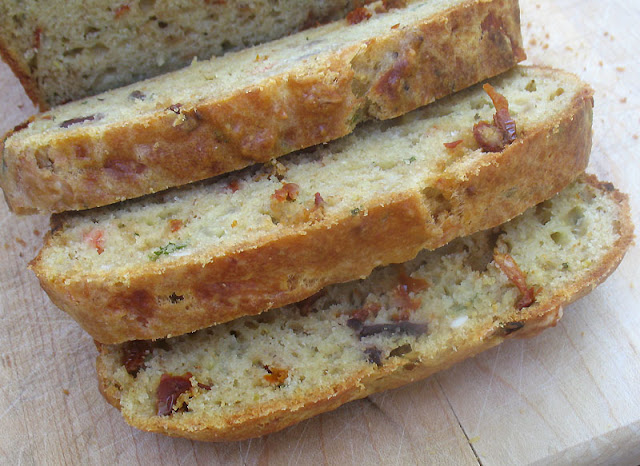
0,0,361,108
95,175,633,441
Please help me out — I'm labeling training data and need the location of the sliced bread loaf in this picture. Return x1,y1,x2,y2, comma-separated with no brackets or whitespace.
96,175,634,441
0,0,361,109
31,66,594,344
1,0,526,214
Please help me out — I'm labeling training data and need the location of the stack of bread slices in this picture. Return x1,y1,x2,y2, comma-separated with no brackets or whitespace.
0,0,633,441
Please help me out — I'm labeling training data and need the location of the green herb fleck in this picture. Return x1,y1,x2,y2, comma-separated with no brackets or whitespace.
149,242,186,261
451,304,466,313
349,108,365,127
562,262,569,270
503,187,518,198
525,79,537,92
351,206,364,216
405,156,416,164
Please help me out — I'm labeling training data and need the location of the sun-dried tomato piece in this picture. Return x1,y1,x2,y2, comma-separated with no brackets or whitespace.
384,0,407,8
365,302,382,317
493,252,536,309
313,192,326,209
473,121,505,152
168,219,183,232
473,83,517,152
83,229,105,254
263,365,288,385
12,117,35,133
483,83,509,113
121,341,152,376
395,266,427,310
114,4,130,18
352,307,371,322
272,183,300,202
393,284,421,312
156,373,192,416
444,139,463,149
391,310,410,322
348,302,382,322
33,27,42,49
294,191,328,223
227,179,240,193
494,109,517,144
346,7,371,25
395,265,429,293
515,288,536,310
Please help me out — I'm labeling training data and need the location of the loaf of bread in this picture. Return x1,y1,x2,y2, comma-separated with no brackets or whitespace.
96,175,634,441
31,66,594,344
0,0,362,109
1,0,526,214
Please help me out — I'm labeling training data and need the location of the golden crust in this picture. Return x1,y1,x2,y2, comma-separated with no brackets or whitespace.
95,177,634,441
32,78,595,344
1,0,525,214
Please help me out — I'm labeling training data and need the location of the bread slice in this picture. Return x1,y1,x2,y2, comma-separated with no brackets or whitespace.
1,0,526,214
95,175,634,441
0,0,363,109
30,66,594,344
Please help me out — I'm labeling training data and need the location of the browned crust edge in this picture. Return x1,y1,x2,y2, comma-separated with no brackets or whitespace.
1,0,524,214
95,174,634,441
31,69,595,344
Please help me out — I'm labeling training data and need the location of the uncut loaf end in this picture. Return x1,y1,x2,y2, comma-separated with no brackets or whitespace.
1,0,525,214
96,175,634,441
31,66,593,344
0,0,362,109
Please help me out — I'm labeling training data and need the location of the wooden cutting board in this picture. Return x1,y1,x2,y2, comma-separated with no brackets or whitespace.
1,0,639,464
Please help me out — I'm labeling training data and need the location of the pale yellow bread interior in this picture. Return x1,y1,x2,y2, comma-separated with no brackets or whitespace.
96,175,634,441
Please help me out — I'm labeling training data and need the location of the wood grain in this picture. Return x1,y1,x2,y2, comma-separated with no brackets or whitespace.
0,0,639,464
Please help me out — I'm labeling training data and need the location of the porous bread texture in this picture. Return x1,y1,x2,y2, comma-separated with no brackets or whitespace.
96,175,634,441
31,66,595,344
1,0,526,214
0,0,361,109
